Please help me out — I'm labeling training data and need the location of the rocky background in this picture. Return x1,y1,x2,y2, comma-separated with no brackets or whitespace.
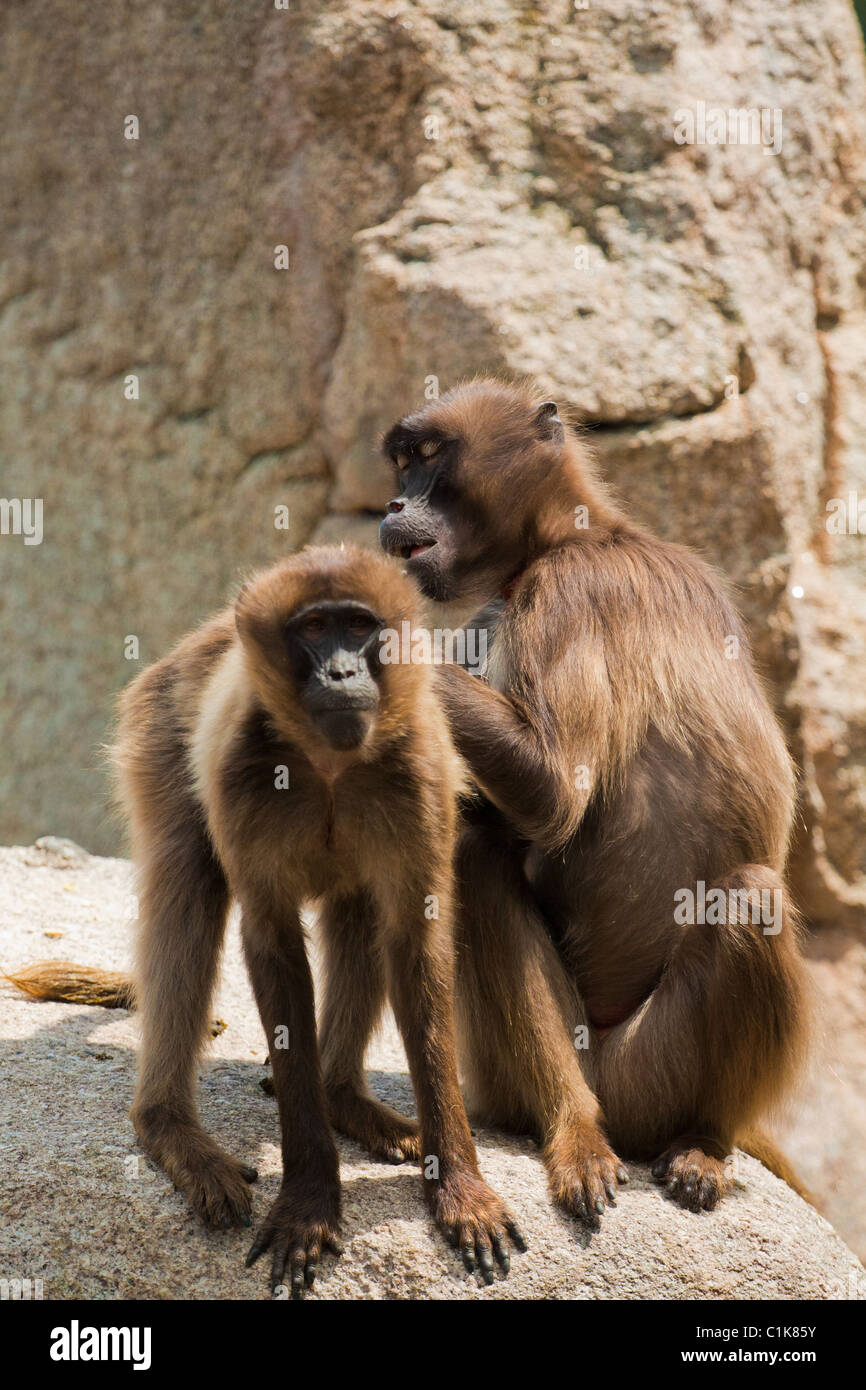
1,0,866,1271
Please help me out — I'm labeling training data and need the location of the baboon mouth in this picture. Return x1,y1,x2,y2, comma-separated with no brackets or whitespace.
313,694,377,713
403,541,436,560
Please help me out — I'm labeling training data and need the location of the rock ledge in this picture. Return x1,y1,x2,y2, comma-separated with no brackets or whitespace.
1,844,862,1300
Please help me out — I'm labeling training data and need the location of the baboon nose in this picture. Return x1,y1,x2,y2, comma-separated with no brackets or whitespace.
388,499,406,513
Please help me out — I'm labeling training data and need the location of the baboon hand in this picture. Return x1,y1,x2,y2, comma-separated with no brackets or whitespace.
544,1122,628,1230
246,1181,342,1300
428,1168,527,1284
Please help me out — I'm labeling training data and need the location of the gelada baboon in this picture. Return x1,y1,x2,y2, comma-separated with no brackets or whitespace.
10,545,524,1295
379,379,811,1222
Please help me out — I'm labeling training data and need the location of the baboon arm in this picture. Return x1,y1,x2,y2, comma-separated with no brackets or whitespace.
435,662,590,847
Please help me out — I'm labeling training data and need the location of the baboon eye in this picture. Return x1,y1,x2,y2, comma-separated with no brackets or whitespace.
395,453,408,472
348,614,376,639
419,438,441,458
300,616,326,640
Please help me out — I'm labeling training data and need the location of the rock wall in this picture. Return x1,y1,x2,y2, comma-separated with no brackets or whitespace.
1,0,866,933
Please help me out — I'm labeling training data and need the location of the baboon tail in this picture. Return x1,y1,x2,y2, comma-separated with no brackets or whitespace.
738,1127,816,1208
5,962,136,1010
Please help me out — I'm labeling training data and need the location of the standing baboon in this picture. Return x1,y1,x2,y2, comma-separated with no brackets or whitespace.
10,545,524,1294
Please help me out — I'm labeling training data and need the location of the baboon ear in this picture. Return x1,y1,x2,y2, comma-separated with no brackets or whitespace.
533,400,564,445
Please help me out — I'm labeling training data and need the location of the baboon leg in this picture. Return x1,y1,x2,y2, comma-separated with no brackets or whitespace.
130,833,256,1228
382,888,526,1279
242,901,341,1298
596,864,808,1211
454,823,627,1227
318,890,421,1164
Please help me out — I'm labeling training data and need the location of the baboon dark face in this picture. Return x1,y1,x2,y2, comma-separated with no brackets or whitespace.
285,600,383,750
379,384,565,608
236,547,422,758
378,430,463,602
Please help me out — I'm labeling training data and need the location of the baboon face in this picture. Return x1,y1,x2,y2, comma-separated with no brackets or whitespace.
379,427,465,604
234,547,417,755
379,381,564,609
284,600,383,751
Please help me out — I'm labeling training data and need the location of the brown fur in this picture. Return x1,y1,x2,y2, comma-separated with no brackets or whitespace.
11,544,523,1295
6,962,134,1009
380,379,812,1220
